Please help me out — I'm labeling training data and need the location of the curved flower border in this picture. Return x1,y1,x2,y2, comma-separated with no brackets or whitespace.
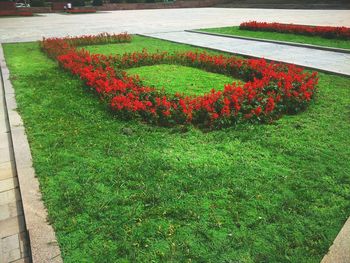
41,33,318,129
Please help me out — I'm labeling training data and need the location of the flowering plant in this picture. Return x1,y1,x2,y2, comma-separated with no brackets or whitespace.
0,10,33,16
41,33,318,129
240,21,350,40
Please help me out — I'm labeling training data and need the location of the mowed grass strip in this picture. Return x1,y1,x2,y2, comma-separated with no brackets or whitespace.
82,35,225,55
3,36,350,263
199,26,350,50
125,64,241,96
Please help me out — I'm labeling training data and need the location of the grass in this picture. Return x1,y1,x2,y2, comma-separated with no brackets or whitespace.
125,64,241,96
3,35,350,263
199,26,350,50
82,35,227,55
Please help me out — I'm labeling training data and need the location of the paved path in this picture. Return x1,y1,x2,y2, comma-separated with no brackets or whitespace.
0,70,30,262
322,217,350,263
142,31,350,76
0,8,350,43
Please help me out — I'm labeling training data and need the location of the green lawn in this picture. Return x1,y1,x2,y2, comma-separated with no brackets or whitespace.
82,35,225,55
199,26,350,50
125,64,241,96
3,35,350,263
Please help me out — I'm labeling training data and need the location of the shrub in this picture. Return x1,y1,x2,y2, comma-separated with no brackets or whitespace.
92,0,103,5
71,0,85,6
30,0,45,7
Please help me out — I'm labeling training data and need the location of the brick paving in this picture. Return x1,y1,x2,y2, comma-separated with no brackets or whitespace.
0,68,31,263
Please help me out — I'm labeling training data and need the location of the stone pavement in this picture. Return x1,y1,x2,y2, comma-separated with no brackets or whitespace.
0,71,30,262
142,31,350,76
0,8,350,43
322,217,350,263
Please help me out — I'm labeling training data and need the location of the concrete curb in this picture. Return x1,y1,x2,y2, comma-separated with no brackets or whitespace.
186,29,350,54
321,216,350,263
0,44,63,263
138,32,350,77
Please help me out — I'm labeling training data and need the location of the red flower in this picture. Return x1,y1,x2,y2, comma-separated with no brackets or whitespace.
240,21,350,40
212,113,219,119
41,33,318,129
254,106,262,116
265,97,275,113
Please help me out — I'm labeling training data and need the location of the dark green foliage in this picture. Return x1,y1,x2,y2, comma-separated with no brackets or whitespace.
71,0,85,6
92,0,103,6
30,0,45,6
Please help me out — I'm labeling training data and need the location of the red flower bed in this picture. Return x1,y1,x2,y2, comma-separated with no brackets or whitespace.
41,33,318,129
240,21,350,40
0,10,33,16
66,9,96,14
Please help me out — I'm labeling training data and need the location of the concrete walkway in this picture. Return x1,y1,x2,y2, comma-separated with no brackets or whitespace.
0,69,30,262
322,217,350,263
142,31,350,76
0,8,350,43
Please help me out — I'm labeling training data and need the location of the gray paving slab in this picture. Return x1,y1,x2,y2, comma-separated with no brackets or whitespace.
11,257,30,263
0,162,14,182
0,143,12,164
0,133,10,149
142,31,350,76
0,178,18,193
0,215,25,238
0,201,23,221
0,8,350,43
0,189,20,206
322,217,350,263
